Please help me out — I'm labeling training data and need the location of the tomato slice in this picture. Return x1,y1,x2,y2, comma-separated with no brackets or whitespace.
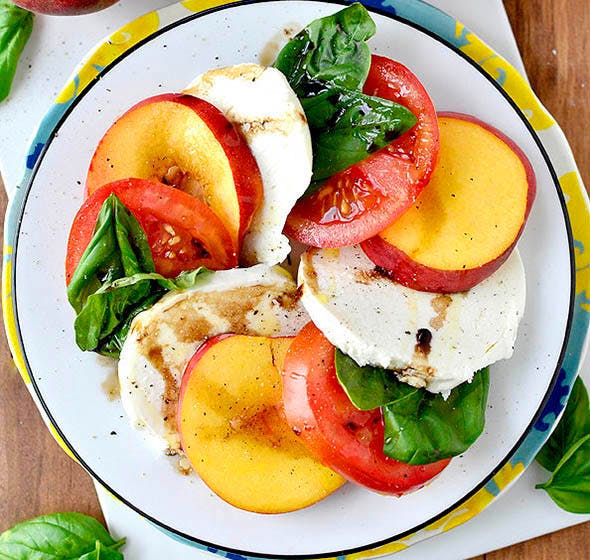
65,178,237,283
285,55,439,248
281,322,449,495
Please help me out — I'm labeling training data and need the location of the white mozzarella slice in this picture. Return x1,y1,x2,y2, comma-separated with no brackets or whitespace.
184,64,312,266
119,265,309,451
299,246,526,394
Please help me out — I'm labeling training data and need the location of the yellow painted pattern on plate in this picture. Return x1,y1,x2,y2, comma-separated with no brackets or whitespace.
354,464,522,558
2,244,30,384
561,171,590,311
425,487,494,533
49,423,79,462
100,485,123,504
493,461,525,491
347,540,408,558
55,12,160,105
456,22,554,131
181,0,230,12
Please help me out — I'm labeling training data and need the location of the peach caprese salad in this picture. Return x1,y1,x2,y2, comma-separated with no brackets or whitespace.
65,4,534,513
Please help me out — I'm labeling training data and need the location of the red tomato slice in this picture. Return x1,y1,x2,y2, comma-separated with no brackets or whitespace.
65,178,237,283
281,322,449,495
285,55,439,248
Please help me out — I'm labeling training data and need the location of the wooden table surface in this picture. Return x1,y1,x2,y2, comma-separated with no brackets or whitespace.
0,0,588,558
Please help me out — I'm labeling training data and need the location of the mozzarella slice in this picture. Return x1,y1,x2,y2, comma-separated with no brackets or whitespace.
299,246,526,394
184,64,312,266
119,265,309,451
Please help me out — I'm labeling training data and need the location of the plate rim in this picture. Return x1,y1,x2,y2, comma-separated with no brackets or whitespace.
2,0,582,558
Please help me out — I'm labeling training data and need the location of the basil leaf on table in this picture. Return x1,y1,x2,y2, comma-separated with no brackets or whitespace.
78,541,125,560
67,194,211,357
275,3,416,186
536,433,590,514
274,2,375,93
0,512,125,559
0,0,33,102
536,377,590,472
534,376,590,513
334,349,489,465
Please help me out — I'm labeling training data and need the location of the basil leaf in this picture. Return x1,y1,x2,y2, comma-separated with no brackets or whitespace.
67,194,154,314
536,377,590,472
0,0,33,102
73,277,153,352
303,88,416,181
0,512,125,559
274,3,375,93
96,292,164,358
275,3,416,186
382,369,489,465
535,377,590,513
334,349,489,465
79,541,125,560
67,194,211,357
536,433,590,514
335,349,417,410
74,268,211,354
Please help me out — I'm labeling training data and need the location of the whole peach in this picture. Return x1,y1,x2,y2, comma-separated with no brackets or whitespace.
11,0,119,15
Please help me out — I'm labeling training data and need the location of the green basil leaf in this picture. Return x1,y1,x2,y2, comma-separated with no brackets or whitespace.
0,0,33,102
275,4,415,185
78,541,125,560
85,269,212,295
74,268,211,355
303,88,416,181
73,278,155,352
67,194,154,313
334,349,489,465
96,291,164,358
274,3,375,93
0,512,125,559
335,349,419,410
382,369,490,465
172,267,214,290
536,433,590,514
67,194,211,357
536,377,590,472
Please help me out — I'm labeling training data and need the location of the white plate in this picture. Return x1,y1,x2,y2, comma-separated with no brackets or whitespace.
3,1,578,557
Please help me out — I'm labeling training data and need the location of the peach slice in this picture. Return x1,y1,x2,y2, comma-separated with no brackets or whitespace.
362,113,535,292
178,334,345,513
86,93,263,250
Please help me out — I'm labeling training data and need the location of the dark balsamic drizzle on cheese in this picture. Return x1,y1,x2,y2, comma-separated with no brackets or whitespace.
415,328,432,357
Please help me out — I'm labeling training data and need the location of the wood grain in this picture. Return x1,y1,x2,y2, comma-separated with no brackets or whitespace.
504,0,590,188
0,181,104,531
0,0,589,557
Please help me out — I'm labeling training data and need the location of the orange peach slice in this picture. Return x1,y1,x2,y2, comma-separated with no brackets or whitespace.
86,94,263,250
177,334,345,513
362,113,535,292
